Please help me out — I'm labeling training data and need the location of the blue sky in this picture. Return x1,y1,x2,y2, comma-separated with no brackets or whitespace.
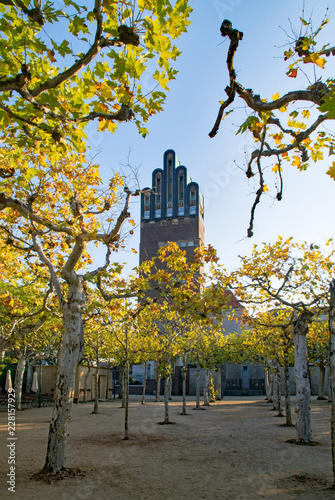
87,0,335,274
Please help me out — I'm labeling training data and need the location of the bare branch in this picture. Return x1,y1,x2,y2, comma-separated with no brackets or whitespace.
209,20,243,138
104,187,140,245
247,125,267,238
32,232,63,306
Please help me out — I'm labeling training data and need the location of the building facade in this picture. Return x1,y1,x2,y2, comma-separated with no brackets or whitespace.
139,149,205,264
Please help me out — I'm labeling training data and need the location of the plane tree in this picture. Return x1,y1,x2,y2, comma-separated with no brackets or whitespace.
241,308,295,424
307,317,330,399
227,237,335,444
0,146,146,475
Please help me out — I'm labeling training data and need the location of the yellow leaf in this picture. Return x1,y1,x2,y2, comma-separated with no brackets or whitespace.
272,163,280,173
326,162,335,180
303,54,326,68
272,133,283,145
292,155,301,168
131,248,137,253
272,93,280,100
263,184,269,192
107,121,117,133
98,119,108,132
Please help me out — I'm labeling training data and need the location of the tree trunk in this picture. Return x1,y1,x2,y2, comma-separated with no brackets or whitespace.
169,372,173,400
106,363,111,399
329,279,335,487
26,357,35,393
164,375,170,423
155,371,161,402
83,363,91,403
273,356,283,416
142,361,147,405
124,359,129,440
264,366,270,401
121,366,126,409
268,370,274,403
181,353,187,415
284,354,293,426
195,357,201,409
14,353,26,411
317,363,326,400
203,367,210,406
292,310,313,443
216,367,222,400
119,365,124,401
92,347,100,414
209,371,215,402
42,280,85,474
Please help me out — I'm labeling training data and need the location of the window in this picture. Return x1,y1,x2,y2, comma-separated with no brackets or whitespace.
178,173,184,201
144,192,150,219
155,173,161,204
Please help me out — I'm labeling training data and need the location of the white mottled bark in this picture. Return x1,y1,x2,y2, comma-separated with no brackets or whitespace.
273,356,283,416
14,354,26,410
284,354,293,426
43,280,85,473
293,311,313,443
265,366,271,402
155,371,161,402
25,357,35,393
209,372,215,402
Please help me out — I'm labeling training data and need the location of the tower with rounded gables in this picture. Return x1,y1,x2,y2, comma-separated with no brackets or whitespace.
139,149,204,265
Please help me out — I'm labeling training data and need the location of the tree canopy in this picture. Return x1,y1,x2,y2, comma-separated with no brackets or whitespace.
0,0,192,154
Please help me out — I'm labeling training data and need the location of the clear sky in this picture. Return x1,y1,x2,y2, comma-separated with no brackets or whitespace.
88,0,335,274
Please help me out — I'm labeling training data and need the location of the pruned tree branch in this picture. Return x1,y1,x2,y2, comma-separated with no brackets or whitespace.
209,19,334,237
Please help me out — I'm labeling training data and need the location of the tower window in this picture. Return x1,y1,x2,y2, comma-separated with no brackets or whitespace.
178,173,184,201
144,193,150,219
155,173,161,204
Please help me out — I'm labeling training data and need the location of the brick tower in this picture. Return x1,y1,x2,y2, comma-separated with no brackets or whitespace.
139,149,204,265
